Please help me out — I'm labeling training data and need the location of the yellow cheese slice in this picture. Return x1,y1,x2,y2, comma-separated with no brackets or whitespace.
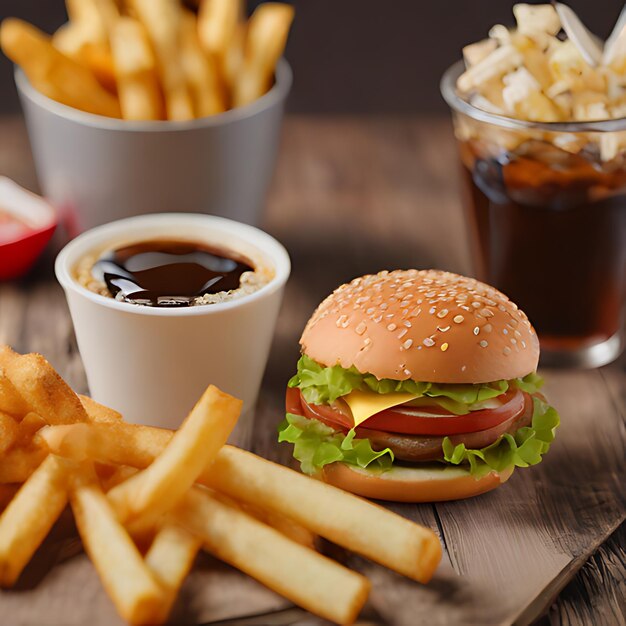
343,390,420,427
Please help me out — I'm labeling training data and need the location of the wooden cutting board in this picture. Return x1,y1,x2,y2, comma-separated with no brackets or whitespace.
0,116,624,625
0,364,622,626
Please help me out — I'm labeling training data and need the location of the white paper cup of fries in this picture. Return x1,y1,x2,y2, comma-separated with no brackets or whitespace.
16,61,291,230
3,0,294,230
54,213,290,445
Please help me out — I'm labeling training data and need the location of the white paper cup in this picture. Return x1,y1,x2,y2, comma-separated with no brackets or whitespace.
55,213,290,446
16,60,292,231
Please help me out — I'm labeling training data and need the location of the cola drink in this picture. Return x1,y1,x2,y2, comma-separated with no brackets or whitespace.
459,137,626,362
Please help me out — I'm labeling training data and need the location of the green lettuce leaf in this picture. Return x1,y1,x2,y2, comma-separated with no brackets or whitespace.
442,397,559,478
288,355,538,412
513,371,545,395
277,413,394,475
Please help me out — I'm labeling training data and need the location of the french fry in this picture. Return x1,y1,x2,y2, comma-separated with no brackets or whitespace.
180,11,226,116
198,0,242,59
54,25,117,93
243,502,316,549
53,22,94,57
130,0,194,120
0,18,121,118
70,466,165,625
233,3,294,107
0,412,18,455
15,412,47,446
110,17,163,120
0,454,70,586
0,371,28,417
38,421,170,466
98,464,139,492
107,385,240,524
0,446,47,483
80,42,117,93
221,22,245,96
1,350,88,425
64,0,109,43
144,523,202,622
80,394,123,423
207,447,442,584
174,487,370,625
42,422,441,583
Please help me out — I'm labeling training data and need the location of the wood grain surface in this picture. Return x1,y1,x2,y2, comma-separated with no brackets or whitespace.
0,115,624,626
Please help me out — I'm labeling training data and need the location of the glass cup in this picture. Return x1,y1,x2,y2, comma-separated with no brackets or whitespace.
441,60,626,368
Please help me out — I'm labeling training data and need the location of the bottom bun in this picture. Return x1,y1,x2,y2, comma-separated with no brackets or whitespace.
321,463,514,503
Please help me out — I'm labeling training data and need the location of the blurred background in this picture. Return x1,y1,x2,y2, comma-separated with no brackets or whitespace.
1,0,625,115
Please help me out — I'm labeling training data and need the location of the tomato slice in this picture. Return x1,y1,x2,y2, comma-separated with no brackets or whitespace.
293,388,526,436
285,387,304,416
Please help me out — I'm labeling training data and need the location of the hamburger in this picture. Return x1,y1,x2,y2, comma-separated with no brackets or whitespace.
279,269,559,502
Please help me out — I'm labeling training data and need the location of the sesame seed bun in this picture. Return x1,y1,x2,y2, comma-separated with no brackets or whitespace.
321,463,514,502
300,269,539,383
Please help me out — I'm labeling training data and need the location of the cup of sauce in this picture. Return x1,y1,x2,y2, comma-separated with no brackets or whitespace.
55,213,290,446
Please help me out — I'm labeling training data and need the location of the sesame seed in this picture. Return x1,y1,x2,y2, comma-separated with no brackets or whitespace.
437,325,450,333
403,368,412,376
386,313,394,318
436,309,449,319
473,326,480,335
403,339,413,349
511,338,517,345
480,308,494,318
366,307,375,315
341,320,349,328
461,365,467,372
483,324,493,333
472,302,481,308
479,340,488,348
364,337,372,346
336,315,347,328
503,346,511,355
441,342,449,352
380,303,388,310
503,328,508,335
521,340,526,348
423,337,435,347
355,321,367,335
373,315,383,323
453,315,464,323
429,307,436,315
398,329,408,339
404,320,412,328
387,323,397,331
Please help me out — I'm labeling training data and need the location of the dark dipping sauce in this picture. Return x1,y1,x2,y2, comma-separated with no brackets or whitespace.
92,240,255,307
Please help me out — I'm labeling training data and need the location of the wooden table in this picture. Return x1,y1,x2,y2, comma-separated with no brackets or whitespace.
0,115,624,625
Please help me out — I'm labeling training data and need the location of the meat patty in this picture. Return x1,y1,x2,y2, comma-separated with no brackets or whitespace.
358,392,534,462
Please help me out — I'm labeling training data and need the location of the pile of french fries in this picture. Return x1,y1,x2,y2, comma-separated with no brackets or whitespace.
0,345,442,626
0,0,294,121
